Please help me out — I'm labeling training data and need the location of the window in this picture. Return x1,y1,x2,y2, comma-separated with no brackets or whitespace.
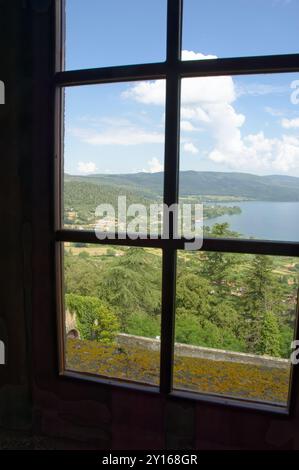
65,0,167,69
182,0,299,58
55,0,299,413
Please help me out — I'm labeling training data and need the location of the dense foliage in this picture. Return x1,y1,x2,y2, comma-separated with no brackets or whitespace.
65,170,299,201
64,223,297,359
66,293,119,343
64,180,243,228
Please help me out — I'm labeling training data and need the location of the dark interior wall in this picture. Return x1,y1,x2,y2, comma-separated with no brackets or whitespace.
0,0,33,431
1,0,299,450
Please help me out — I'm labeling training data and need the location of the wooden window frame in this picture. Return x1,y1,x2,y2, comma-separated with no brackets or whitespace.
54,0,299,415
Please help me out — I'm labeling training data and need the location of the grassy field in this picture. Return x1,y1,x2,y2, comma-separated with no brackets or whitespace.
65,243,298,279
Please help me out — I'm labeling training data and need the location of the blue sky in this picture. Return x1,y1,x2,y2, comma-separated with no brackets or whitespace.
64,0,299,176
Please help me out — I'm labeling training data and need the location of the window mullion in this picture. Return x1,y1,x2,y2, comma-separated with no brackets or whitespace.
160,0,182,394
54,62,167,87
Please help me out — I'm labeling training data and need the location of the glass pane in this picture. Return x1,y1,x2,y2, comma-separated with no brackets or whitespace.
65,0,167,70
63,81,165,234
63,244,162,386
179,73,299,241
183,0,299,59
174,251,298,406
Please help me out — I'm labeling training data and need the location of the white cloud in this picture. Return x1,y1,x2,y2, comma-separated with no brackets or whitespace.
144,157,163,173
281,117,299,129
181,106,210,123
123,71,235,108
74,50,299,175
182,50,217,61
122,51,234,108
69,126,164,146
122,81,166,105
209,131,299,174
183,142,199,155
126,54,293,172
236,83,288,97
77,116,131,127
183,76,235,105
264,106,284,117
181,120,197,132
77,161,97,174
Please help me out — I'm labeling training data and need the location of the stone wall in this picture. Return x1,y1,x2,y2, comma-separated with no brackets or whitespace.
65,310,79,338
117,333,289,370
64,311,290,369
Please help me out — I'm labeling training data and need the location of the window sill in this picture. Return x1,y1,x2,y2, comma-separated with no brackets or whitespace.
60,369,290,417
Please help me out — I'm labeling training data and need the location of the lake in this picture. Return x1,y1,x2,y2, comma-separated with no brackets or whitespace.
204,201,299,241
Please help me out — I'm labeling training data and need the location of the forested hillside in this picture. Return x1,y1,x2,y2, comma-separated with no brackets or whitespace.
63,172,299,402
64,179,241,226
65,171,299,201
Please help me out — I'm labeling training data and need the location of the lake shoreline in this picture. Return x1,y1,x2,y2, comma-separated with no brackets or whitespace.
203,201,299,241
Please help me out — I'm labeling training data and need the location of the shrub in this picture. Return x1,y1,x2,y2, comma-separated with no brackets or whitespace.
66,293,119,343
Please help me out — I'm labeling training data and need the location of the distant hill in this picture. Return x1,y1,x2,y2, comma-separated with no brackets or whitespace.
65,171,299,202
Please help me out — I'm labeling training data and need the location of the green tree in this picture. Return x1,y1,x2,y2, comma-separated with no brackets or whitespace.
242,255,283,352
175,314,221,348
200,224,238,296
175,313,245,351
66,293,119,343
257,311,281,357
64,255,102,296
126,312,160,338
279,325,294,358
176,273,212,319
98,248,161,329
